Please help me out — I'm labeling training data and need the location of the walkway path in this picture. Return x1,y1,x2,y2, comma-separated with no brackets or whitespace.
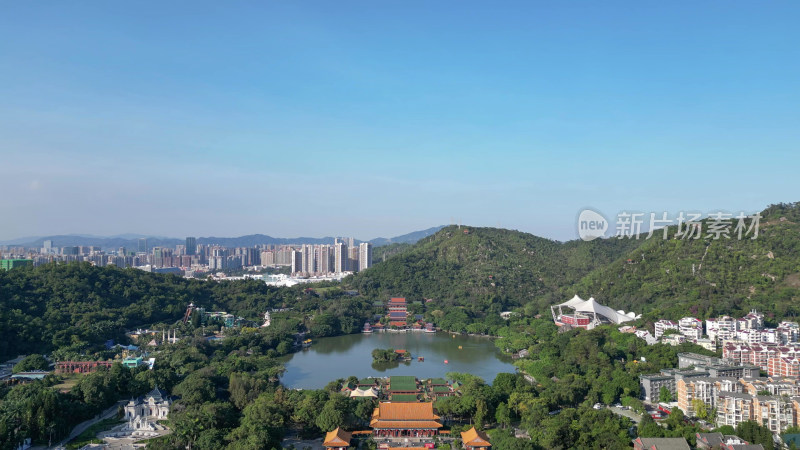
51,400,126,449
605,405,643,423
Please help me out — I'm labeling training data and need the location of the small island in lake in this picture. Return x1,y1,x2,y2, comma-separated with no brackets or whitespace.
372,348,410,362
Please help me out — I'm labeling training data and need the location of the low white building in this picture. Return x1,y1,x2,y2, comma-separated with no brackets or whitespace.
654,320,679,338
678,317,703,340
635,330,658,345
706,316,737,342
124,387,171,431
661,334,687,346
694,338,716,351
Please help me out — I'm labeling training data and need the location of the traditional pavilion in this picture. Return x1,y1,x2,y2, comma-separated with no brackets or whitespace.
323,427,352,450
461,427,491,450
370,402,442,438
388,297,408,327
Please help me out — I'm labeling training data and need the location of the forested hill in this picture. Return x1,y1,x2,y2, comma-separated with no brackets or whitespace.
565,202,800,322
0,263,373,361
348,225,642,313
349,202,800,322
4,202,800,361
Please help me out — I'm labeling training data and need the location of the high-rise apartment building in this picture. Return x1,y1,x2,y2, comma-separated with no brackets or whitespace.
301,244,315,274
261,251,274,266
335,242,348,273
317,245,333,274
349,246,359,272
185,237,197,256
291,250,302,274
275,247,293,266
359,243,372,271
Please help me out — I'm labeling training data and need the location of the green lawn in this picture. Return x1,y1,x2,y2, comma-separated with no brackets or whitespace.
51,374,82,392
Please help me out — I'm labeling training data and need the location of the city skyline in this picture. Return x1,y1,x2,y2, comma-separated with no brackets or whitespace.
0,227,440,247
2,1,799,242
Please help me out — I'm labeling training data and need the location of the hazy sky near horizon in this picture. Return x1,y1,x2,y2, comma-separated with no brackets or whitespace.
1,1,798,242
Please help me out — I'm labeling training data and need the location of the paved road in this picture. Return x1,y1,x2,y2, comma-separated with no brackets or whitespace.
281,436,325,450
51,401,126,449
605,406,643,423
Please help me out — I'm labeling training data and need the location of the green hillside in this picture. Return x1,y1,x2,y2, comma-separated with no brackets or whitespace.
3,202,799,361
348,225,641,312
565,202,800,321
350,202,800,323
0,263,374,361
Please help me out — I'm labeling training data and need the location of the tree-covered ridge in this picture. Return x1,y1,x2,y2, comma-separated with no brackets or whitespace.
564,203,800,321
349,225,640,312
3,202,799,361
349,202,800,324
0,263,375,361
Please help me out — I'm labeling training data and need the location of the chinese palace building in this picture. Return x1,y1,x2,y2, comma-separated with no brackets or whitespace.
370,402,442,438
461,427,491,450
388,297,408,327
323,427,352,450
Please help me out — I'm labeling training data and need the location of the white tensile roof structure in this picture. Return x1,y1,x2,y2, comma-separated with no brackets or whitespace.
551,295,640,329
349,387,379,398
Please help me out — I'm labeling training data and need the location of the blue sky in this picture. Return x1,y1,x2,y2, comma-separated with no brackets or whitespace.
1,1,798,241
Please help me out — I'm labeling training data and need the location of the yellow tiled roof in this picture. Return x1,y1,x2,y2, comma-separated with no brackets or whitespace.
323,427,352,447
461,427,491,447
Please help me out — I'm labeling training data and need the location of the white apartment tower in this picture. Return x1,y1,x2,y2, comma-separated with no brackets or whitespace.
291,250,302,274
359,242,373,271
317,245,334,274
335,241,348,273
302,244,315,274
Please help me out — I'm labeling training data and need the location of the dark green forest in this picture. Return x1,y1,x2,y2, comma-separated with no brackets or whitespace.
0,263,376,362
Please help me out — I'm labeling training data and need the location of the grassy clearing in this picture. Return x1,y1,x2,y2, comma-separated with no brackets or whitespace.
66,418,123,450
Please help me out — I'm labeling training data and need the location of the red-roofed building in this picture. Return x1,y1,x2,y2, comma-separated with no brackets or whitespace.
387,297,408,327
768,357,800,377
370,402,442,438
324,427,352,450
461,427,491,450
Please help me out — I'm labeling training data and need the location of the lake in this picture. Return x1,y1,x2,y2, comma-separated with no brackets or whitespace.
279,331,515,389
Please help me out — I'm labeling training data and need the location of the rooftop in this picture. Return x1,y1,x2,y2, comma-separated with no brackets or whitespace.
461,427,491,447
633,437,690,450
323,427,352,447
371,402,440,422
389,376,418,392
391,394,419,402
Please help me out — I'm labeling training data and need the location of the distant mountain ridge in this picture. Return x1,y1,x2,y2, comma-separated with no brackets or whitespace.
0,227,447,250
366,225,446,246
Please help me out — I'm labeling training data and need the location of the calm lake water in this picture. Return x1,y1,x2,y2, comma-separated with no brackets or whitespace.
279,331,515,389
